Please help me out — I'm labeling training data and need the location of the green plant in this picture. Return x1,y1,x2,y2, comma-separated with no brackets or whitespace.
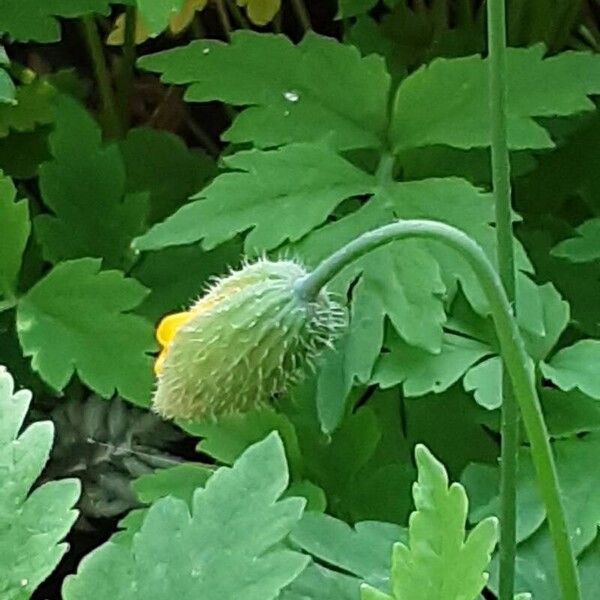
295,219,579,599
1,1,600,598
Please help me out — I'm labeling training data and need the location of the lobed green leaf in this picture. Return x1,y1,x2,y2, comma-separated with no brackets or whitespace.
361,444,497,600
16,258,156,405
0,366,80,599
62,433,309,600
0,0,115,42
138,31,391,151
36,96,148,269
390,45,600,151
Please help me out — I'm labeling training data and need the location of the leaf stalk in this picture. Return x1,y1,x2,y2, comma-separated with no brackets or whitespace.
215,0,232,40
117,5,137,132
291,0,311,32
80,16,121,138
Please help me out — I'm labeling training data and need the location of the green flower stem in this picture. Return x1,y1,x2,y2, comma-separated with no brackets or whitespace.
80,16,121,139
488,0,515,301
117,5,137,132
296,219,581,600
487,1,518,597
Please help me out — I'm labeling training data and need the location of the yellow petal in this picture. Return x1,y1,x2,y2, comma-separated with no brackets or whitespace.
169,0,208,34
154,296,223,376
106,12,151,46
245,0,281,26
156,311,195,347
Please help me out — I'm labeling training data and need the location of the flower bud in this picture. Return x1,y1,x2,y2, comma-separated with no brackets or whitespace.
153,259,347,421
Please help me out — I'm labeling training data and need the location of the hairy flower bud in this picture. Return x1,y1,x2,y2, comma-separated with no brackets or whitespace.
153,259,347,421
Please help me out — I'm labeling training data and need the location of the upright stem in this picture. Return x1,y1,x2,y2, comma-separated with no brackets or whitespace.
184,110,220,156
296,220,581,600
117,5,137,132
273,7,283,33
488,2,515,297
291,0,311,32
190,15,206,39
215,0,232,40
226,0,250,28
507,0,527,46
457,0,474,23
487,2,518,598
80,16,121,138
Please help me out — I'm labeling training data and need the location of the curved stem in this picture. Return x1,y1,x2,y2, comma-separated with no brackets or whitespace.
487,1,518,597
296,219,581,600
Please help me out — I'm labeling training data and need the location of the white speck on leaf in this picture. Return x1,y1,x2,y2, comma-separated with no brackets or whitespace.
283,90,300,103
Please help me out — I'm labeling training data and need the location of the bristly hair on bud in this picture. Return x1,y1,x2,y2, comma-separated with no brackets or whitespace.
152,257,348,421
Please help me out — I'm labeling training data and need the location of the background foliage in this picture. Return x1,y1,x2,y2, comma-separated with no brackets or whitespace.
1,0,600,598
